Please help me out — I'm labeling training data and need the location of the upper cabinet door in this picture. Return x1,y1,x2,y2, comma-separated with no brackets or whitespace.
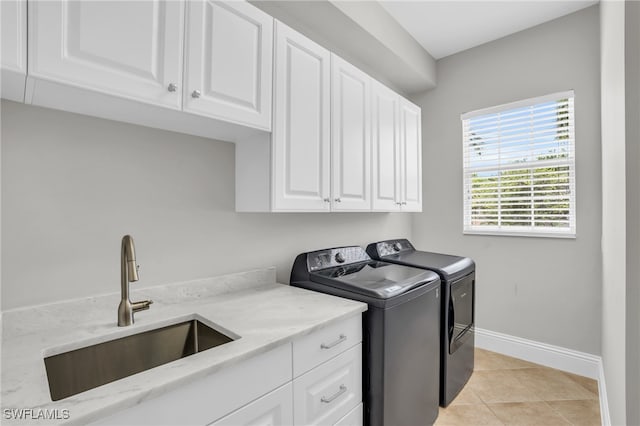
1,0,27,102
399,98,423,212
371,81,401,212
184,1,273,130
331,54,372,211
272,21,331,212
28,0,184,109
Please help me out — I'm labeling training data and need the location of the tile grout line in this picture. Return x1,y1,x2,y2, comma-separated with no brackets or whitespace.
540,399,576,426
481,399,507,425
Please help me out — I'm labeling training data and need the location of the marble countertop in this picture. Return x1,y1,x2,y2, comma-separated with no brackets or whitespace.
1,268,367,425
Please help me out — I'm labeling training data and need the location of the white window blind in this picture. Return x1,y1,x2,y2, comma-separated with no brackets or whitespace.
461,91,576,238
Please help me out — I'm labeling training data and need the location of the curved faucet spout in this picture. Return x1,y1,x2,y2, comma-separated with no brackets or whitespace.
122,235,139,282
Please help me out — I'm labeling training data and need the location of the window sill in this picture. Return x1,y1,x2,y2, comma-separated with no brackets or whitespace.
463,229,576,239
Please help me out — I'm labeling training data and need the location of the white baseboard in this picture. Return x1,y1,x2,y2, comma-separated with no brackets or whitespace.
475,327,610,426
597,360,611,426
475,327,600,378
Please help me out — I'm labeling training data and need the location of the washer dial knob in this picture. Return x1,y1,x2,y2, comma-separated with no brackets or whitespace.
393,242,402,252
335,252,346,263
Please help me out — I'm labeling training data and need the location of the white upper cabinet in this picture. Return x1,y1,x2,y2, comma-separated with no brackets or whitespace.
1,0,27,102
331,54,372,212
271,21,331,212
399,98,423,212
184,1,273,130
28,0,185,109
371,82,422,212
236,20,421,213
371,80,401,211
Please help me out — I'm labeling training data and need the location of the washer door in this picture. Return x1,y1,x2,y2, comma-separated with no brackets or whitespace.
449,273,475,353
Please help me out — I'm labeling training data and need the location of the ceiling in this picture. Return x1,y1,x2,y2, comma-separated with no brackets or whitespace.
251,0,599,94
380,1,599,60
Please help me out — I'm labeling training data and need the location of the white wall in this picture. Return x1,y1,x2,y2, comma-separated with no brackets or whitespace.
600,1,627,424
624,1,640,425
0,100,412,310
411,6,602,355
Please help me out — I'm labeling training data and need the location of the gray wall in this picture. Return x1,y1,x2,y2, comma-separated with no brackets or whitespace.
625,1,640,424
1,100,412,310
411,6,601,355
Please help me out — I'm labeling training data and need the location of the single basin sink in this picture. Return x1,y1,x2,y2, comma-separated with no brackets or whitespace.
44,319,235,401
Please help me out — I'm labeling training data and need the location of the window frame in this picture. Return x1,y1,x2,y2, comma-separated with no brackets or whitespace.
461,91,577,239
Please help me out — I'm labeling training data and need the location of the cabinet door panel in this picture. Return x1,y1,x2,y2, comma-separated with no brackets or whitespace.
400,98,423,212
185,1,272,129
371,81,401,211
210,383,293,426
272,21,330,212
334,403,363,426
331,55,371,211
0,0,27,102
29,0,184,108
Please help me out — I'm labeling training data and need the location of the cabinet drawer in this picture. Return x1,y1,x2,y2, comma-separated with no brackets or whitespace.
209,383,293,426
334,403,363,426
293,344,362,426
293,315,361,377
92,344,292,426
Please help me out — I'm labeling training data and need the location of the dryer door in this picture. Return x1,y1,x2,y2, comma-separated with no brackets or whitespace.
449,272,475,353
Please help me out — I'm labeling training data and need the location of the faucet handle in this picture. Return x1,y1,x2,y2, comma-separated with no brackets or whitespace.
132,300,153,313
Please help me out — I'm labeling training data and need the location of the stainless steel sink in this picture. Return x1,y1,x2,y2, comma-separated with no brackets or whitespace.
44,319,235,401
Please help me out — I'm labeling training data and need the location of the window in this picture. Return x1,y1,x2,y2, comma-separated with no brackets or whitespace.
461,91,576,238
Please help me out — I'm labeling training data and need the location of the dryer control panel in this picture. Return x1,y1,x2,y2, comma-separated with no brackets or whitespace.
374,239,415,257
307,246,371,271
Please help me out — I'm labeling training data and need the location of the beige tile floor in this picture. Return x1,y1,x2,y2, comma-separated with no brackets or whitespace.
434,348,601,426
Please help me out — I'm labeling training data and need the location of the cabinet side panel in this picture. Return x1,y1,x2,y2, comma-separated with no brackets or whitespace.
236,134,272,212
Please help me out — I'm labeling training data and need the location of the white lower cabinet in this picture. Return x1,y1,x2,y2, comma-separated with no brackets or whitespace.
293,344,362,426
91,344,292,426
334,404,363,426
210,383,293,426
91,315,363,426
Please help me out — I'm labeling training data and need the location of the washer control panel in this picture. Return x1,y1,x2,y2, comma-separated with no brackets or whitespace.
307,246,370,271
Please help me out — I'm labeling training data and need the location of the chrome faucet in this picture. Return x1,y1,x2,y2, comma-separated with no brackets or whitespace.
118,235,152,326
